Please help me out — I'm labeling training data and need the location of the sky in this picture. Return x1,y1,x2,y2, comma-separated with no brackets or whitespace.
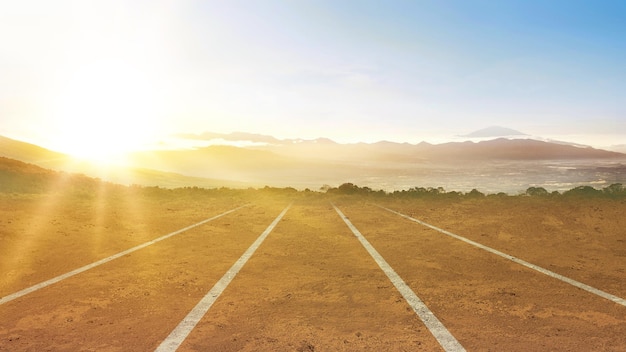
1,0,625,158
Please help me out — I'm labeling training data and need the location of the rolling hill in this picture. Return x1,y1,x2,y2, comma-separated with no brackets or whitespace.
0,135,69,166
0,136,250,189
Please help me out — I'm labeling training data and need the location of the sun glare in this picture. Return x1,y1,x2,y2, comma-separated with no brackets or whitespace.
51,59,161,164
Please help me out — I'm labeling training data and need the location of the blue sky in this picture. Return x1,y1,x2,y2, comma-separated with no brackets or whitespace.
1,0,624,157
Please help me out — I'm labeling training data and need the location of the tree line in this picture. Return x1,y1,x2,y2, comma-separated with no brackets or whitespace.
323,182,626,199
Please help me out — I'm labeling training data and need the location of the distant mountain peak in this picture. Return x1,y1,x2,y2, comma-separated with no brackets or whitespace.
311,137,337,144
461,126,527,138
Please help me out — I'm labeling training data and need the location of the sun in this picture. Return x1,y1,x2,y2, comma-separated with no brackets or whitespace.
51,59,161,164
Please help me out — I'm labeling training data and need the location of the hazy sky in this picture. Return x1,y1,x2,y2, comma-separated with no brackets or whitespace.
1,0,625,157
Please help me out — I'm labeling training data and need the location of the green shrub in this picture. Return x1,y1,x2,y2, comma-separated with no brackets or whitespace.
525,187,549,196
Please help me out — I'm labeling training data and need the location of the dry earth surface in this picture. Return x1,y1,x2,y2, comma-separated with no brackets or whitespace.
1,190,625,351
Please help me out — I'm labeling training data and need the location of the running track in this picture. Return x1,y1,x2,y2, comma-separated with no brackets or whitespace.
1,200,625,351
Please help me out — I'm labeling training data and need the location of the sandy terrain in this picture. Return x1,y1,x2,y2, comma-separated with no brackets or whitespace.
338,197,626,351
1,192,625,351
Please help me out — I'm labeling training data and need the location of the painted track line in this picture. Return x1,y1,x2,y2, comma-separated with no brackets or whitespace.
155,204,291,352
333,204,465,352
0,205,247,306
378,205,626,308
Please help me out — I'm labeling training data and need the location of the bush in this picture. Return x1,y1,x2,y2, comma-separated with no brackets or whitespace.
525,187,549,196
563,185,602,197
603,183,625,196
466,189,485,198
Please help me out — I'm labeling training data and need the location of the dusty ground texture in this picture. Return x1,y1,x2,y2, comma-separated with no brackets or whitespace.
1,192,625,351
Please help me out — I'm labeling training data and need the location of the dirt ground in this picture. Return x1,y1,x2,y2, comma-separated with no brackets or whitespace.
1,191,625,351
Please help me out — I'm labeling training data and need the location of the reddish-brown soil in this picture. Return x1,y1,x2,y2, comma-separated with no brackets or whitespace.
1,192,625,351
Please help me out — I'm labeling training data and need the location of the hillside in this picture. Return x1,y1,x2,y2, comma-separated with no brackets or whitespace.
0,136,249,189
0,156,95,193
0,136,69,166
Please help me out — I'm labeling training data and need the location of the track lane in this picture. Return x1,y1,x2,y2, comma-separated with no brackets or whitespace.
0,203,287,352
156,204,292,351
336,202,626,351
378,197,626,298
175,200,446,351
0,205,247,306
334,204,464,352
378,204,626,307
0,195,248,298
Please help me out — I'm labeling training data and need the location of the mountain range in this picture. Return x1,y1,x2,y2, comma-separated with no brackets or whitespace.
1,130,625,192
169,129,624,163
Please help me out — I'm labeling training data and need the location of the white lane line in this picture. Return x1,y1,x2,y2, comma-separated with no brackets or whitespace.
155,204,291,352
0,205,247,306
333,204,465,352
377,205,626,308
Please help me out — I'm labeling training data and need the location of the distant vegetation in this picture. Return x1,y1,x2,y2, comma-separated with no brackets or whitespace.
323,182,626,199
1,157,625,199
